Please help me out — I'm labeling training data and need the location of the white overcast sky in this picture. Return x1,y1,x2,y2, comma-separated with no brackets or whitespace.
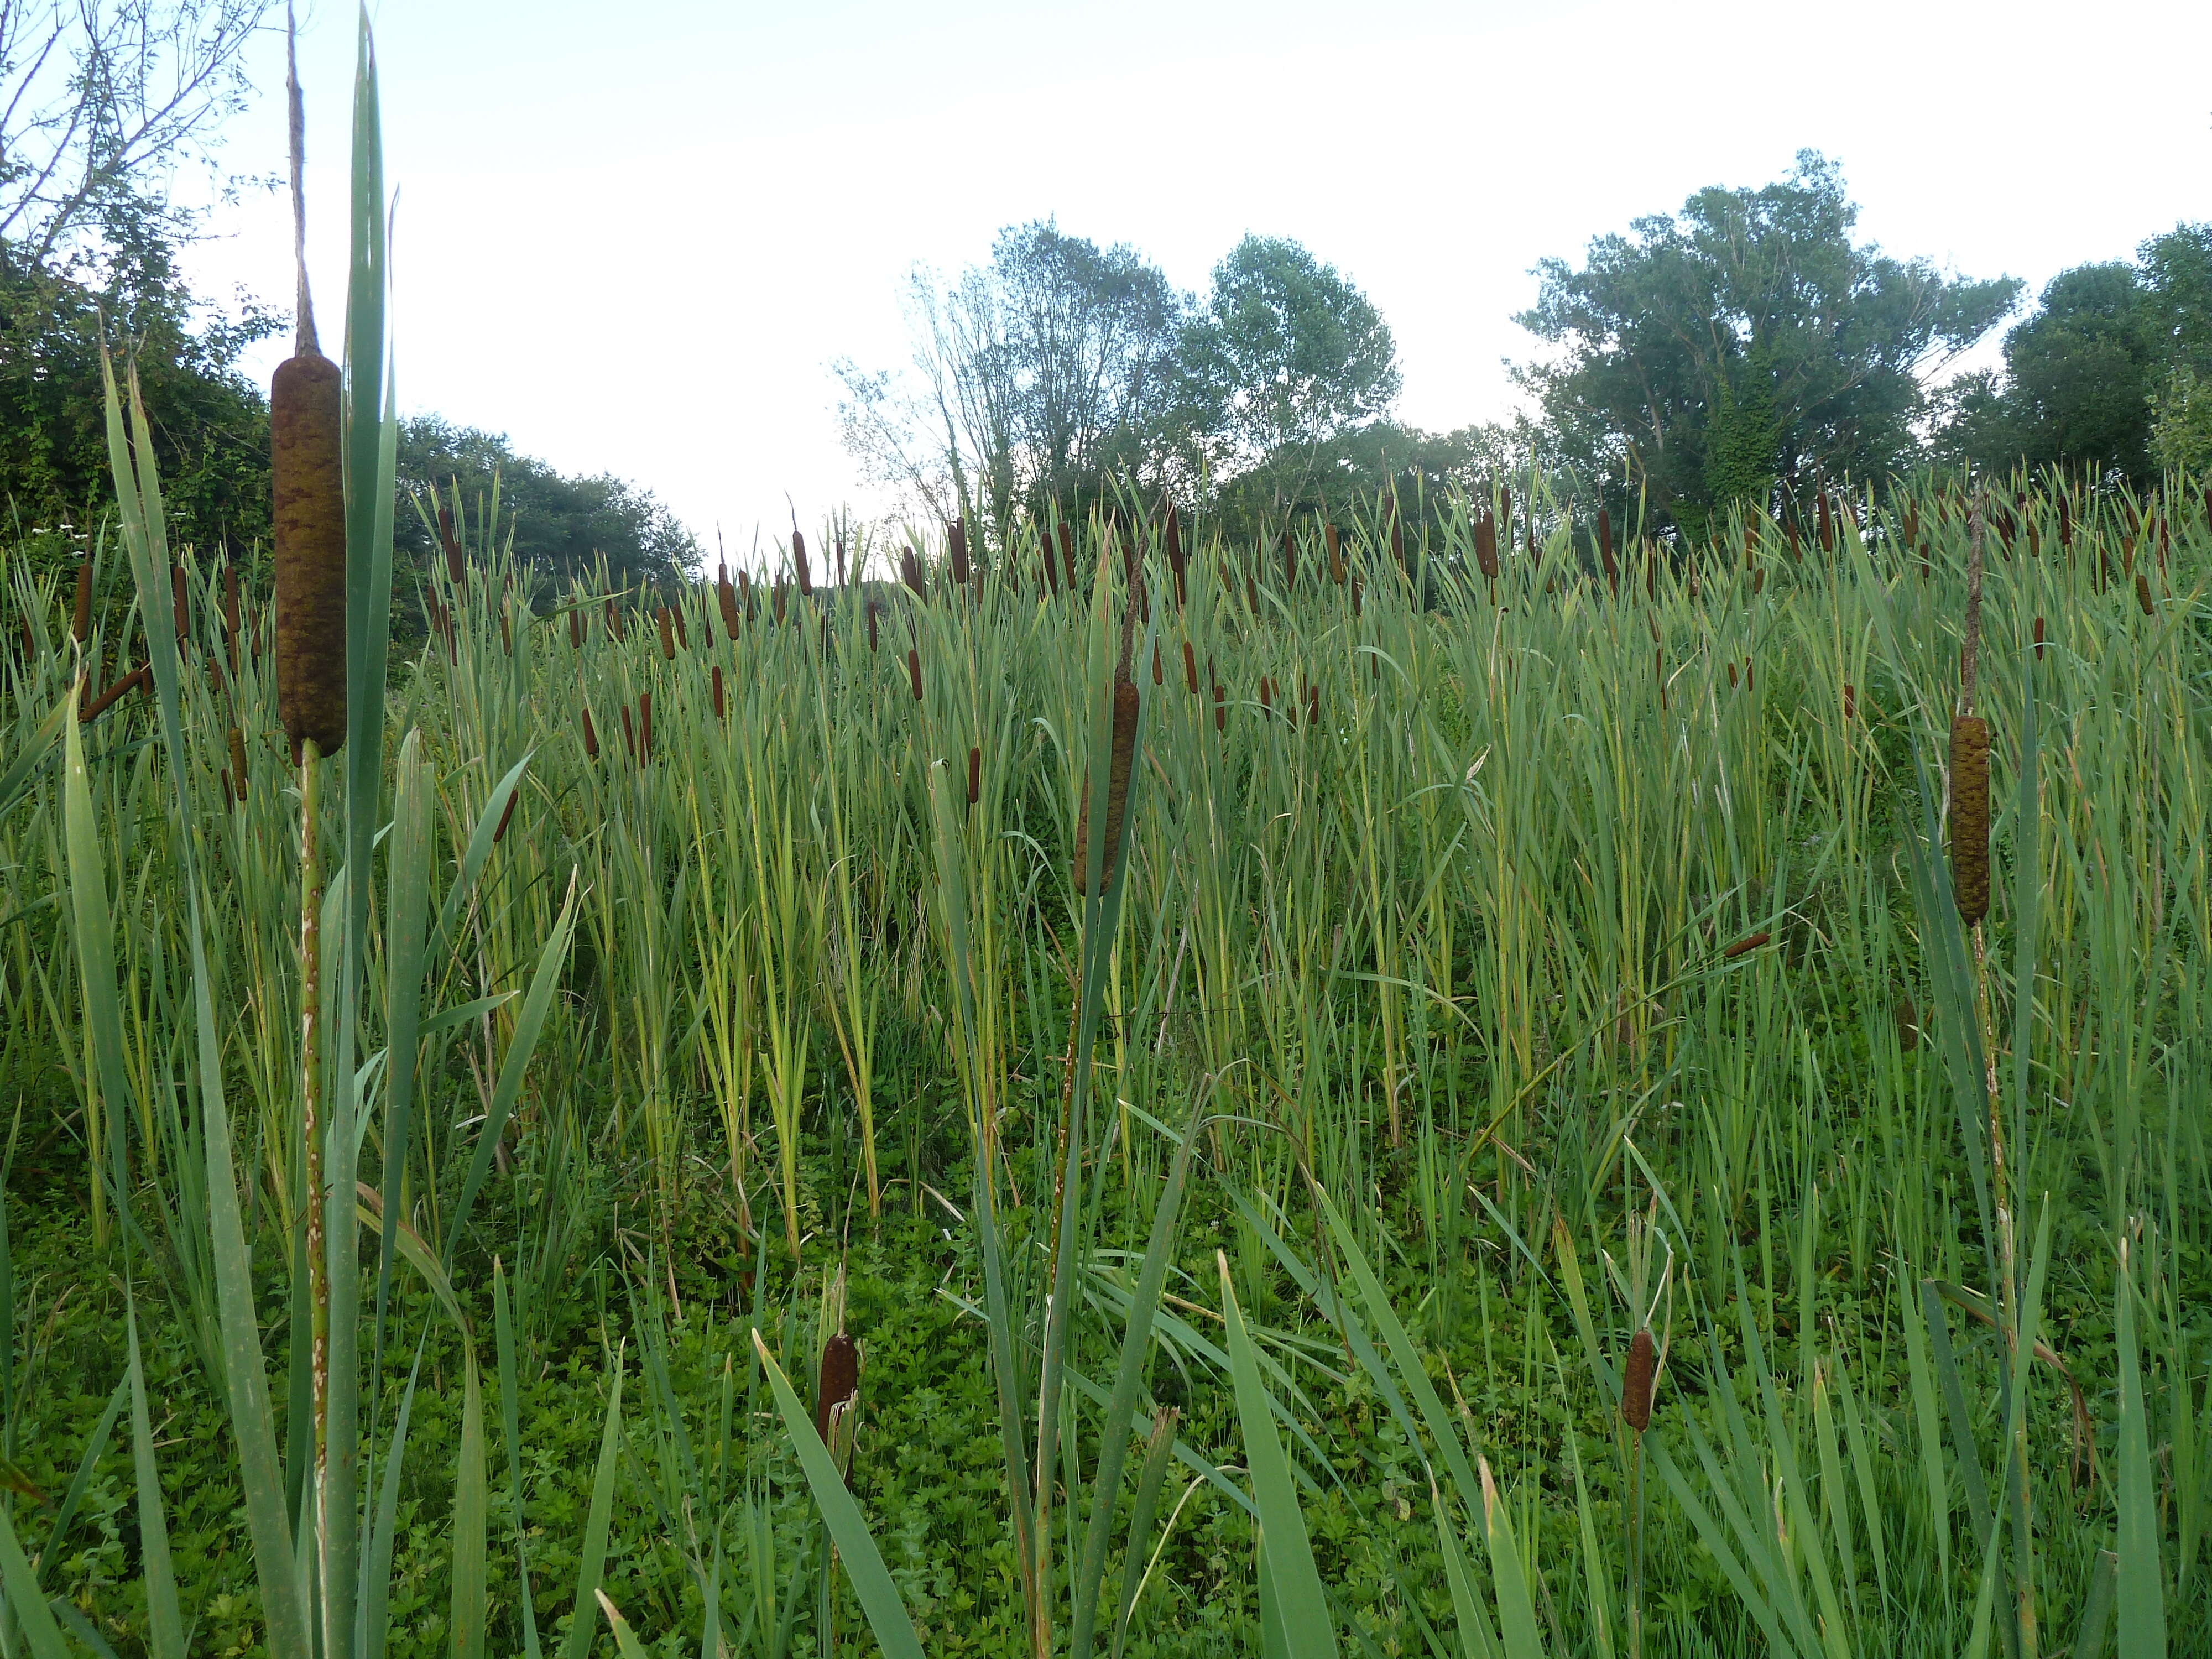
178,0,2211,564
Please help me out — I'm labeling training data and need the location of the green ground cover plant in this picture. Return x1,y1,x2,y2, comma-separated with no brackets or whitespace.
2,22,2209,1658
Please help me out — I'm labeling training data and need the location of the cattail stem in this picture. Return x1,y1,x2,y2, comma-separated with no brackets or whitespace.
297,737,330,1578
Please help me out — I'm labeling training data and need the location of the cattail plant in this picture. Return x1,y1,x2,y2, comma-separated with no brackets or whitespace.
1182,639,1198,695
794,528,813,596
1281,527,1297,591
72,561,93,643
568,604,583,649
948,519,969,587
658,607,676,660
1476,510,1500,582
1166,505,1187,604
270,283,347,759
228,726,250,801
901,546,926,600
1058,520,1078,591
582,701,600,760
2135,571,2155,617
718,562,741,639
1598,509,1619,596
1072,641,1140,896
967,745,981,806
711,665,726,721
437,503,463,585
2033,615,2046,659
865,601,879,652
907,646,923,701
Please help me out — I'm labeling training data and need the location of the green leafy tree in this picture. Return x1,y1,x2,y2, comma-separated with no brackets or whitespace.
1515,150,2018,541
834,221,1187,542
1,216,280,565
1175,234,1401,524
398,416,701,599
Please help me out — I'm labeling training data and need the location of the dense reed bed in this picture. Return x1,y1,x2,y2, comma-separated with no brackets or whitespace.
6,444,2208,1656
3,47,2210,1654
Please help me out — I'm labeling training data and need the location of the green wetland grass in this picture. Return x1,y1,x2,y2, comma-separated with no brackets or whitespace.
3,36,2211,1659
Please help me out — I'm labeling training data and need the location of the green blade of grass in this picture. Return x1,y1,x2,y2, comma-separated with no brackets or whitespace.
1220,1252,1339,1659
125,1298,184,1659
557,1343,625,1659
750,1328,926,1659
2115,1243,2166,1658
451,1346,488,1659
442,872,580,1269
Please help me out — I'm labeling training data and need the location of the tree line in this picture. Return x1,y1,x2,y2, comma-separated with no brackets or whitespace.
7,6,2208,586
845,152,2212,554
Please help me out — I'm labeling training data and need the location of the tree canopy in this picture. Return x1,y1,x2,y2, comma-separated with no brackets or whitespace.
1945,224,2212,483
1512,150,2019,539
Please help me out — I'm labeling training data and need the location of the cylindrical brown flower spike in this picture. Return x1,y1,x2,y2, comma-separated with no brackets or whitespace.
907,647,923,702
1072,676,1141,896
865,602,879,653
1950,715,1991,926
711,665,726,721
1058,521,1078,592
948,519,969,587
72,561,93,644
2136,572,2155,617
1598,509,1619,596
271,345,347,757
1621,1328,1657,1432
2033,617,2046,660
658,607,676,660
1166,506,1187,604
967,745,981,805
815,1331,859,1448
794,530,813,597
582,703,600,761
224,563,242,671
717,564,741,639
228,727,251,802
1182,640,1198,695
493,788,518,844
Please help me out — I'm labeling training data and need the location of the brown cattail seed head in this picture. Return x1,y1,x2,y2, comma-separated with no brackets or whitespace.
901,546,926,599
1818,491,1835,554
2033,616,2046,659
711,664,726,721
72,561,93,643
1281,528,1297,590
568,605,583,649
1182,639,1198,694
658,607,676,659
223,563,242,671
907,647,923,702
866,602,879,652
718,566,742,639
1151,640,1162,685
1213,681,1227,731
2136,571,2155,617
438,504,463,585
948,519,969,587
493,787,518,843
227,727,249,800
582,703,600,761
815,1332,859,1446
1477,511,1500,581
773,580,788,625
1072,676,1141,896
1843,682,1855,722
967,745,981,805
1057,520,1078,592
1722,930,1771,960
1622,1329,1657,1432
794,530,813,596
270,347,348,756
1598,509,1618,594
1949,715,1991,926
